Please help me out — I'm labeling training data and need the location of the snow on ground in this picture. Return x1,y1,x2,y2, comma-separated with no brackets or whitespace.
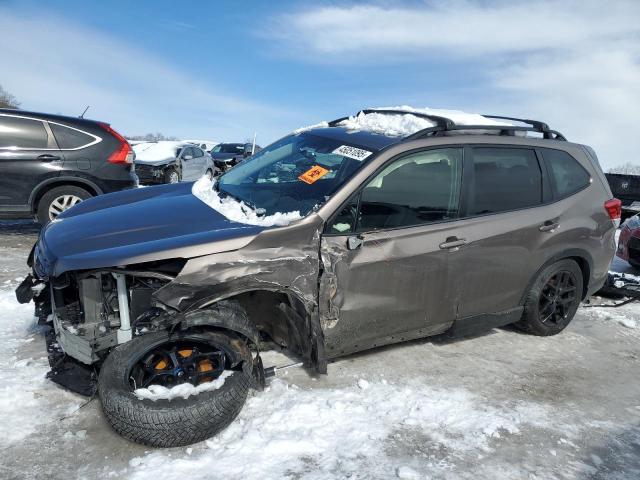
192,176,302,227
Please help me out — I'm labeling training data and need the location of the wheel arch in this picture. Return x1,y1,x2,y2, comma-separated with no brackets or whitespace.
30,177,101,213
180,288,325,372
520,249,594,304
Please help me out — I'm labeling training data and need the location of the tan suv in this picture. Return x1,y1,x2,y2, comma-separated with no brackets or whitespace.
19,109,620,447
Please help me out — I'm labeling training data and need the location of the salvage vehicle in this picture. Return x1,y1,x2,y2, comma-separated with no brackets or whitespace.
605,172,640,219
17,108,619,447
133,141,216,185
210,142,261,172
616,214,640,269
0,109,136,224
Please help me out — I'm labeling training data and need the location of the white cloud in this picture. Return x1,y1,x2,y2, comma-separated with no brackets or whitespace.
0,8,295,142
274,0,640,169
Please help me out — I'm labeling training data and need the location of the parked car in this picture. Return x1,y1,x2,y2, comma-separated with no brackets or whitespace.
605,173,640,219
210,142,261,172
0,109,136,224
17,108,618,447
183,139,219,152
616,214,640,268
133,141,217,185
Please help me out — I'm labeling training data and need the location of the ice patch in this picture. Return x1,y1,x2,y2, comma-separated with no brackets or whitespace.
396,466,421,479
191,176,302,227
134,370,233,401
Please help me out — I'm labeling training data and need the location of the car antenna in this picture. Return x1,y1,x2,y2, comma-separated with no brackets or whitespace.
79,105,90,118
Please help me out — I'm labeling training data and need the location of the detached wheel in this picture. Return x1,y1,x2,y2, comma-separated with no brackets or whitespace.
515,259,583,336
98,330,253,447
36,185,91,224
164,167,180,184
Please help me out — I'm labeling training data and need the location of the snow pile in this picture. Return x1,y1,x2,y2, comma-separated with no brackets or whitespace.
127,378,557,480
336,106,512,137
0,289,81,448
134,371,233,401
133,141,187,162
192,176,302,227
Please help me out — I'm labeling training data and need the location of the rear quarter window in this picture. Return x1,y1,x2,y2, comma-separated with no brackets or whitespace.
543,149,591,198
49,123,95,149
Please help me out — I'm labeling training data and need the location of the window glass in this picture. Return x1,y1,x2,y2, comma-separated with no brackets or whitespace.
50,123,93,149
192,147,203,158
221,143,244,154
544,149,591,198
356,148,463,231
328,197,359,234
211,145,221,153
0,116,48,149
181,147,194,158
470,148,542,215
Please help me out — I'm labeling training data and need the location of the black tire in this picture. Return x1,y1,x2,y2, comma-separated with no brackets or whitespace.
164,167,180,184
98,329,253,447
515,259,583,336
36,185,92,225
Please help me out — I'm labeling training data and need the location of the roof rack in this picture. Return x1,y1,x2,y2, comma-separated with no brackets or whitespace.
328,109,566,141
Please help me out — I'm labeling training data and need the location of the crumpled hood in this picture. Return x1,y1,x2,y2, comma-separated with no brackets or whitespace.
37,183,264,276
134,158,175,166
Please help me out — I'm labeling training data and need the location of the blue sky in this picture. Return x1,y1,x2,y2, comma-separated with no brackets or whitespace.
1,0,639,169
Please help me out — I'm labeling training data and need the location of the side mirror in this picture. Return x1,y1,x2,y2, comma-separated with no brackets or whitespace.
183,155,193,161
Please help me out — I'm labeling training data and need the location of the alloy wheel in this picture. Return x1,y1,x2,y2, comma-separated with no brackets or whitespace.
48,194,83,220
538,270,578,325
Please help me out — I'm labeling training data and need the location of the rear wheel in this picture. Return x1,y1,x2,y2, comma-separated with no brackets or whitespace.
98,329,253,447
36,185,92,224
515,259,583,336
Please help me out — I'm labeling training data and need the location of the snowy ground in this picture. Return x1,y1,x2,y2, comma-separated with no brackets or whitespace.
1,220,638,480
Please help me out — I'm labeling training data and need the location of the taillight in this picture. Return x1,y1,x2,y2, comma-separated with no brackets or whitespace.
99,123,133,164
604,198,622,226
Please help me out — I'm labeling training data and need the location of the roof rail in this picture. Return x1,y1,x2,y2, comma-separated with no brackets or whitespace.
328,109,566,141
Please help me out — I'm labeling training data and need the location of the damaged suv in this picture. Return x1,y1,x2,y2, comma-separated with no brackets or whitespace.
17,108,618,447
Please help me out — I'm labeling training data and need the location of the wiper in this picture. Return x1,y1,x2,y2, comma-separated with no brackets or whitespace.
217,185,265,216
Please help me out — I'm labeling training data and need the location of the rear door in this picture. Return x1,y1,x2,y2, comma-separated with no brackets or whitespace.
0,114,61,210
320,147,465,356
450,146,552,320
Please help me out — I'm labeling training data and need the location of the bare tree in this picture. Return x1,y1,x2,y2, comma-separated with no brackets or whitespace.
0,85,20,109
608,162,640,175
127,132,178,141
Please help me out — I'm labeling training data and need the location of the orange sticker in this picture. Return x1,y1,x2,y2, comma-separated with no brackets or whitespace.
298,165,329,184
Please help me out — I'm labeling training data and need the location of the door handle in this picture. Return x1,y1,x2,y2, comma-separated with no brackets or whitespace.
539,220,559,232
439,236,467,250
37,154,61,161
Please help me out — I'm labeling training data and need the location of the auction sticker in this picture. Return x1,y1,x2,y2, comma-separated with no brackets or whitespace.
333,145,373,161
299,165,330,184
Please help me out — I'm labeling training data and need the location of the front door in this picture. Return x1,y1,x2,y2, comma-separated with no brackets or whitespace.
319,147,465,357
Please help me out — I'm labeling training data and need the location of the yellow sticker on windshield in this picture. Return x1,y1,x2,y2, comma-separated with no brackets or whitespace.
299,165,329,184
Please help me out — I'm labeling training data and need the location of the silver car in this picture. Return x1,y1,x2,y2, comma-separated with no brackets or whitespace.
133,141,216,185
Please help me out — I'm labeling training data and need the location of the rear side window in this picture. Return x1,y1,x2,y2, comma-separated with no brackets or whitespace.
50,123,94,149
470,147,542,215
0,116,48,149
355,147,463,231
543,149,591,198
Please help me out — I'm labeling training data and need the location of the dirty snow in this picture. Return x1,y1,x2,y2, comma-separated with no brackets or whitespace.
192,176,302,227
134,370,233,401
133,141,188,162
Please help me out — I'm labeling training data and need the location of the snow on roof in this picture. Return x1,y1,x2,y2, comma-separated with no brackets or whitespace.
132,141,190,161
192,176,302,227
297,106,513,138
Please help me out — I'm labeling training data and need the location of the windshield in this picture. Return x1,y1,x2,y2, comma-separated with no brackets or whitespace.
218,143,244,154
216,133,376,217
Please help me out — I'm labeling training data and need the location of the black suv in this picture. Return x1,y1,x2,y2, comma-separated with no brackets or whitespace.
0,109,137,224
210,142,261,172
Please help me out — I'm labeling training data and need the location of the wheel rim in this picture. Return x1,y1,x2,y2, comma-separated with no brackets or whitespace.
538,270,578,325
169,171,180,183
48,194,83,220
129,341,227,390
